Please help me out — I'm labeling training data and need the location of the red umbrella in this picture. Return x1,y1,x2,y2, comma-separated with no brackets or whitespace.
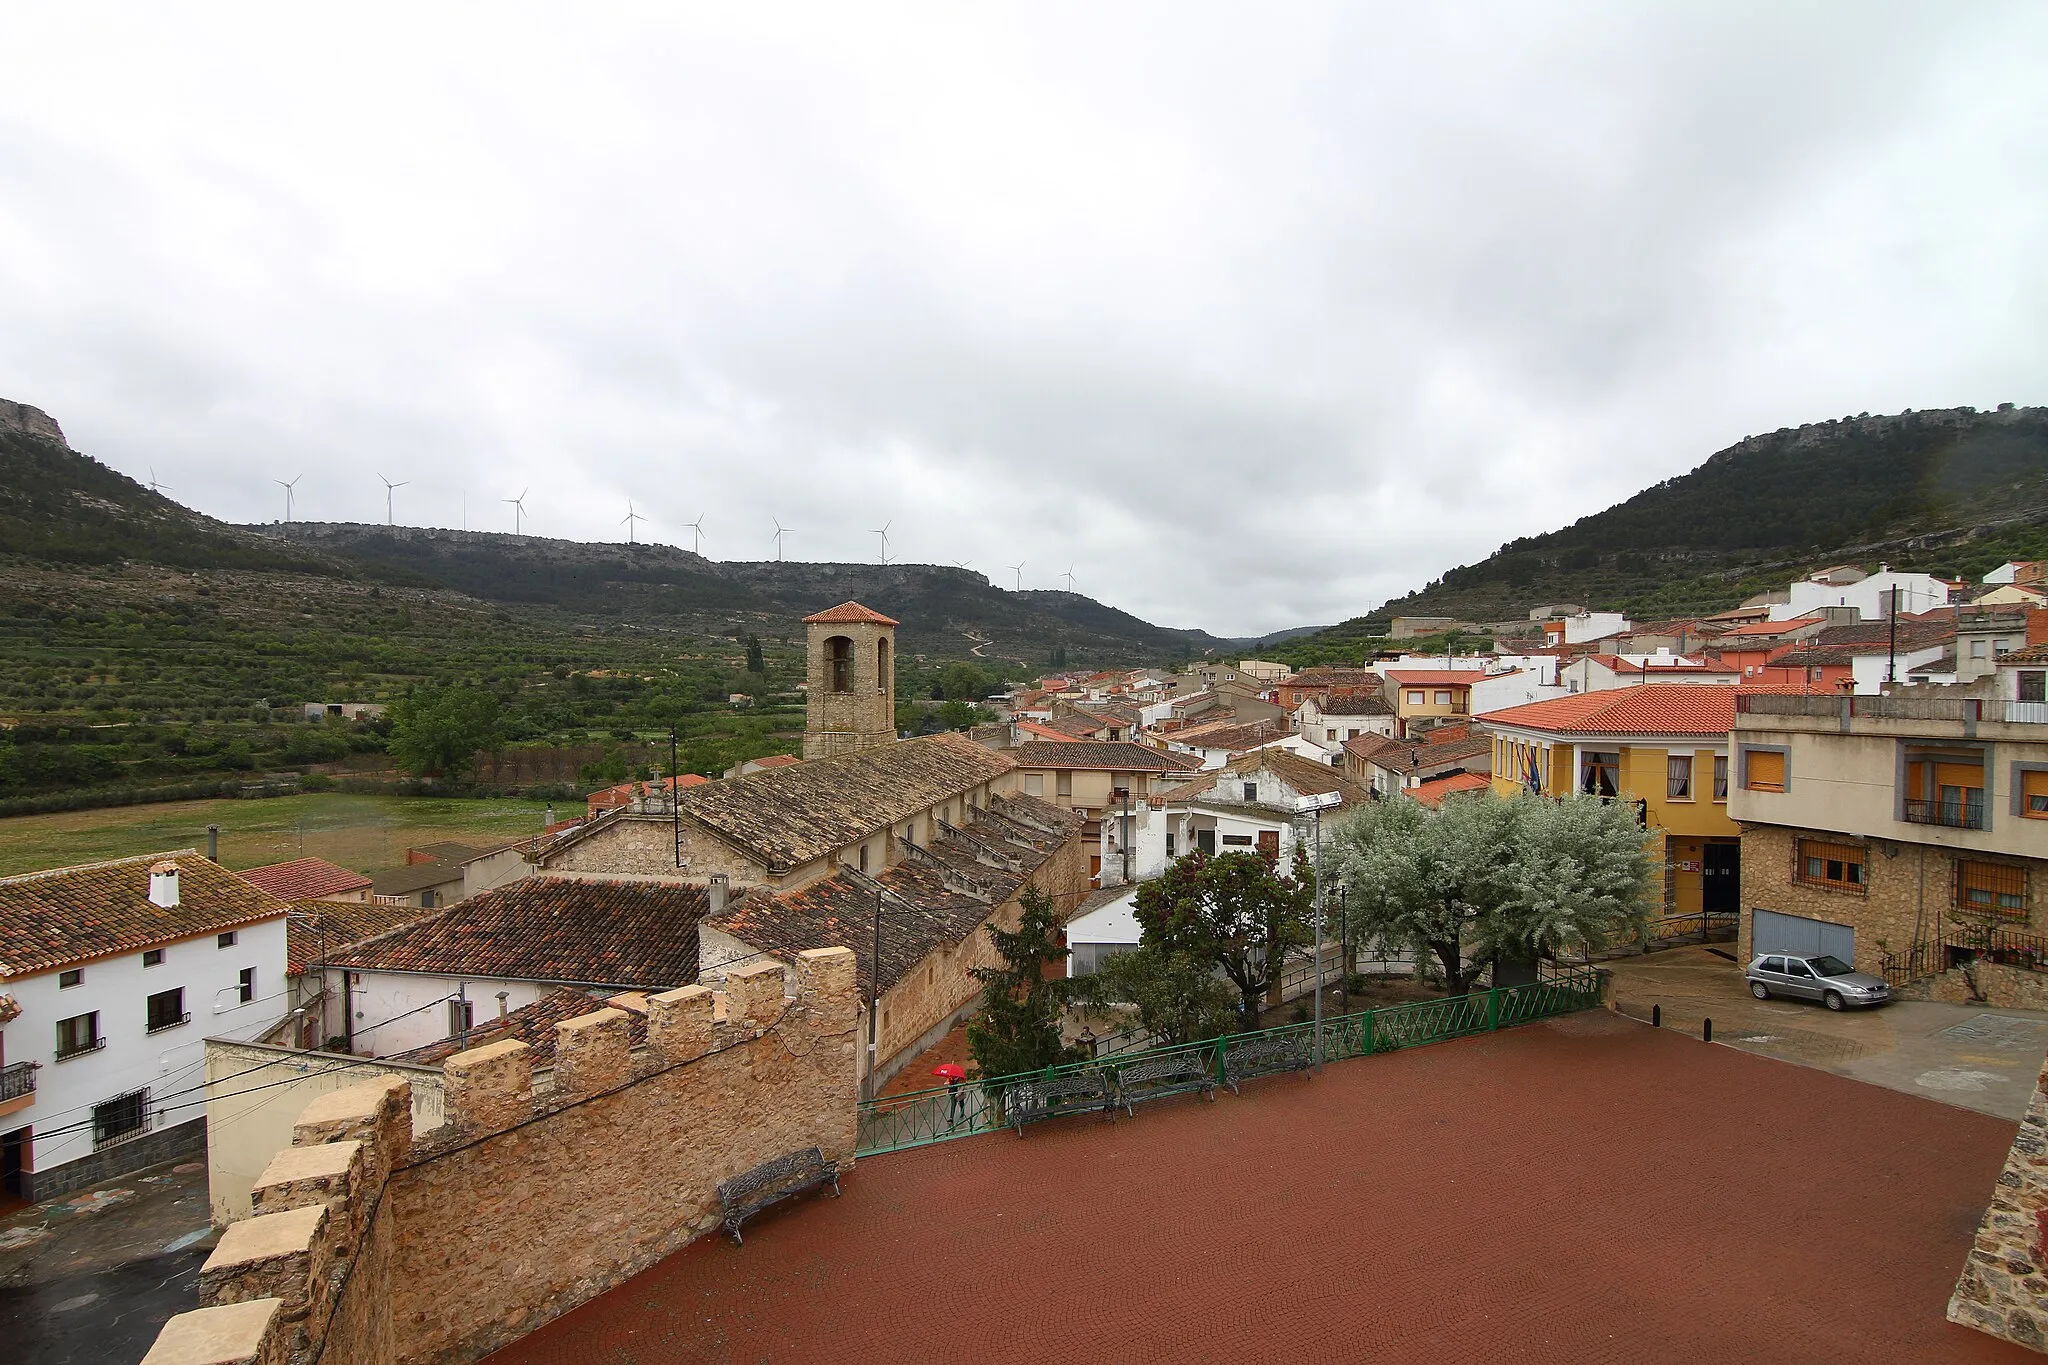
931,1063,967,1081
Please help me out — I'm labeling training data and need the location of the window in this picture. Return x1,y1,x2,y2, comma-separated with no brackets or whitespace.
93,1089,149,1150
1242,782,1258,802
59,969,83,989
1744,749,1785,792
1166,831,1177,857
1782,959,1814,979
1023,773,1044,797
1795,838,1866,893
857,843,869,873
143,949,164,968
2024,769,2048,819
826,635,853,693
1434,690,1452,706
876,637,890,694
448,999,474,1037
1055,772,1073,799
1759,957,1785,974
1406,690,1425,705
1971,639,1988,659
1712,755,1729,802
2021,671,2046,704
146,988,186,1034
1957,861,2030,922
1221,834,1254,846
56,1012,101,1060
237,967,255,1004
1666,755,1693,800
1905,748,1985,829
217,932,237,949
1580,752,1620,798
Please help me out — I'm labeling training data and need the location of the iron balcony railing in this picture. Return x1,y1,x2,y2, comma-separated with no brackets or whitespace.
0,1060,36,1103
54,1036,105,1062
855,964,1606,1157
1903,797,1986,830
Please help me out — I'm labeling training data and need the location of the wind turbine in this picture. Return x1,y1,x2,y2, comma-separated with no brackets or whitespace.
377,473,408,526
275,475,302,525
1008,561,1024,591
1062,564,1077,593
871,520,892,565
146,466,172,496
771,517,792,561
504,488,529,535
953,558,973,571
620,500,647,544
686,515,706,554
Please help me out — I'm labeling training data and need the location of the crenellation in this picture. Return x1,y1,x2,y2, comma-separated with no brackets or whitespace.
442,1038,534,1131
646,983,715,1062
139,1299,286,1365
553,1007,632,1096
725,958,789,1028
199,1203,334,1323
248,1140,364,1253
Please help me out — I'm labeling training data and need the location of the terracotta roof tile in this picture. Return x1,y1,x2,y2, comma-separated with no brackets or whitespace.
1480,684,1808,736
1011,741,1190,772
388,987,650,1068
1161,749,1372,808
801,601,901,626
324,877,705,989
1410,772,1492,807
285,900,436,976
239,857,373,902
1315,690,1393,716
0,852,289,976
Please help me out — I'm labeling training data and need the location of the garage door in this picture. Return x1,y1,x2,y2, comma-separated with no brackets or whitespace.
1753,908,1854,962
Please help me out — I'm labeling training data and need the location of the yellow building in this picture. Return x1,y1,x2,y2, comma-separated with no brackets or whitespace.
1478,686,1748,918
1383,669,1476,737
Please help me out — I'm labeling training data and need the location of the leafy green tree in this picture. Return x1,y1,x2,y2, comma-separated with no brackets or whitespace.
745,635,764,673
936,699,978,731
1066,945,1239,1046
1328,789,1652,994
387,684,503,781
1135,848,1315,1028
966,887,1085,1078
938,661,989,701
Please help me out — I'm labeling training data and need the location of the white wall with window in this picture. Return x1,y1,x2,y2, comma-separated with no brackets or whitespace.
3,918,286,1190
316,967,548,1060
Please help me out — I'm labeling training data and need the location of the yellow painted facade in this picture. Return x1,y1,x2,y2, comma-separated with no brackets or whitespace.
1392,682,1471,731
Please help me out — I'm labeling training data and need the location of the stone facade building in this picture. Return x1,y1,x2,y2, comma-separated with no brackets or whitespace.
801,600,899,759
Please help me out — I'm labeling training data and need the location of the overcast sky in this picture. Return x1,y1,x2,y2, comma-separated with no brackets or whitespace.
3,4,2044,637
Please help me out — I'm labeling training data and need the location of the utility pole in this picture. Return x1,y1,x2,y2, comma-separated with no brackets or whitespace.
1295,791,1341,1068
1886,585,1901,686
670,725,682,867
1121,786,1132,883
866,887,884,1101
1338,882,1350,1016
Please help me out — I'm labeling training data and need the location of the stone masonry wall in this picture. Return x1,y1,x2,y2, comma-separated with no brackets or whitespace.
543,814,770,884
142,947,861,1365
1736,826,1951,976
1950,1049,2048,1351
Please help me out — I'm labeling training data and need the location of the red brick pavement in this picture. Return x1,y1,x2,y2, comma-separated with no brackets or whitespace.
489,1011,2035,1364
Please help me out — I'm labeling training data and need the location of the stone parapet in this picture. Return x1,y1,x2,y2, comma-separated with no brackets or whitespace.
1950,1050,2048,1350
443,1038,534,1131
554,1008,632,1096
139,1299,285,1365
199,1203,333,1322
725,958,789,1028
647,984,715,1062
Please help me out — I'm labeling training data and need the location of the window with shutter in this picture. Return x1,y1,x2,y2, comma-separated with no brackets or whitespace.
1744,749,1785,792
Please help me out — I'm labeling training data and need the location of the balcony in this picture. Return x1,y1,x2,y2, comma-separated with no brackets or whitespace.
54,1036,106,1062
1903,797,1986,831
1736,694,2048,725
0,1060,36,1104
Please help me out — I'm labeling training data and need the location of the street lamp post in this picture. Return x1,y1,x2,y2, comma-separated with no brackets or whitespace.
1295,791,1342,1069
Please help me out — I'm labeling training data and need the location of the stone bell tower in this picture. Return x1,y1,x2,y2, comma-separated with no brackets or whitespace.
801,601,900,759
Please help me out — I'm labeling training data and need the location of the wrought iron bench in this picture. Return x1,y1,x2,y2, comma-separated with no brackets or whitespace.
1111,1053,1216,1116
1007,1072,1115,1135
717,1145,840,1246
1220,1033,1313,1093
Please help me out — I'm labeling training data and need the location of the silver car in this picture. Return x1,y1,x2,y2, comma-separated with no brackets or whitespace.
1746,953,1890,1010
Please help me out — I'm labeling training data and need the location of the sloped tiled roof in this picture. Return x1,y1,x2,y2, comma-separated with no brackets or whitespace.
387,986,650,1068
801,601,900,626
1161,748,1372,809
1410,772,1492,808
0,852,290,976
324,877,706,989
1384,670,1483,687
240,857,373,902
369,862,468,897
1011,741,1189,772
1316,690,1393,716
2000,643,2048,665
1341,732,1405,765
1480,684,1806,737
1714,616,1826,638
708,793,1084,996
286,899,435,976
1041,713,1112,739
1365,734,1495,776
1769,619,1955,668
670,732,1017,872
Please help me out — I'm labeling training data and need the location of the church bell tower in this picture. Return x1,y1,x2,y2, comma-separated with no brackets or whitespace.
801,602,900,759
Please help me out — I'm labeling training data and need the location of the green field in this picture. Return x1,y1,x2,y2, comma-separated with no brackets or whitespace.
0,792,560,878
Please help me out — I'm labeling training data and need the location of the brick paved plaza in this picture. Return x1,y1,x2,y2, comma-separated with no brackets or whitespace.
490,1011,2035,1364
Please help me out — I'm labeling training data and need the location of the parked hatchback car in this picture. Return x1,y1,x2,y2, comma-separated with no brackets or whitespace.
1746,953,1890,1010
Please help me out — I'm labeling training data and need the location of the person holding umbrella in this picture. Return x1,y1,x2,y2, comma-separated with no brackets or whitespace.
933,1063,968,1128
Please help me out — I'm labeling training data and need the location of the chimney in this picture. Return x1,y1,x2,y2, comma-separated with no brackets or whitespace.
148,860,181,908
206,824,219,862
496,990,510,1020
544,804,556,827
708,873,730,917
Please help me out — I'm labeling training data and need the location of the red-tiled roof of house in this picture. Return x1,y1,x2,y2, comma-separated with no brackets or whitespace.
1410,772,1492,808
1383,670,1483,687
1341,733,1405,764
1160,749,1372,809
1480,684,1808,736
749,755,801,769
707,793,1083,996
285,899,435,976
324,877,706,989
387,986,651,1068
801,601,901,625
1714,616,1826,638
2000,643,2048,664
1363,734,1494,776
1010,741,1191,771
1015,720,1082,743
1316,690,1393,716
239,857,373,901
0,852,290,976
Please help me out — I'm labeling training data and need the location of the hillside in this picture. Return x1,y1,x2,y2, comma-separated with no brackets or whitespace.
1294,404,2048,651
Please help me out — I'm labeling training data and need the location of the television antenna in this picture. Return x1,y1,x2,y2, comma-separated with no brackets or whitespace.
772,517,792,561
686,515,706,554
504,488,529,536
274,475,302,525
620,500,647,544
377,473,408,526
871,520,892,565
1007,561,1024,591
146,466,172,496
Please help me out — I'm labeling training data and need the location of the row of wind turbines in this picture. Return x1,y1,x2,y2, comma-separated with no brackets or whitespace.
234,472,1080,591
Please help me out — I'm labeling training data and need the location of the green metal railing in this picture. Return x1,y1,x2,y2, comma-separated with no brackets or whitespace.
856,964,1605,1156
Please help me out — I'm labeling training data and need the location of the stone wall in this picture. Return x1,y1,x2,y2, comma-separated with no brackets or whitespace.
1736,826,1947,975
1927,962,2048,1011
30,1116,204,1203
1950,1049,2048,1351
542,814,770,883
142,947,860,1365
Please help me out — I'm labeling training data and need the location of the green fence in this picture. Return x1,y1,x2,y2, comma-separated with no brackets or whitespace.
856,963,1606,1156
